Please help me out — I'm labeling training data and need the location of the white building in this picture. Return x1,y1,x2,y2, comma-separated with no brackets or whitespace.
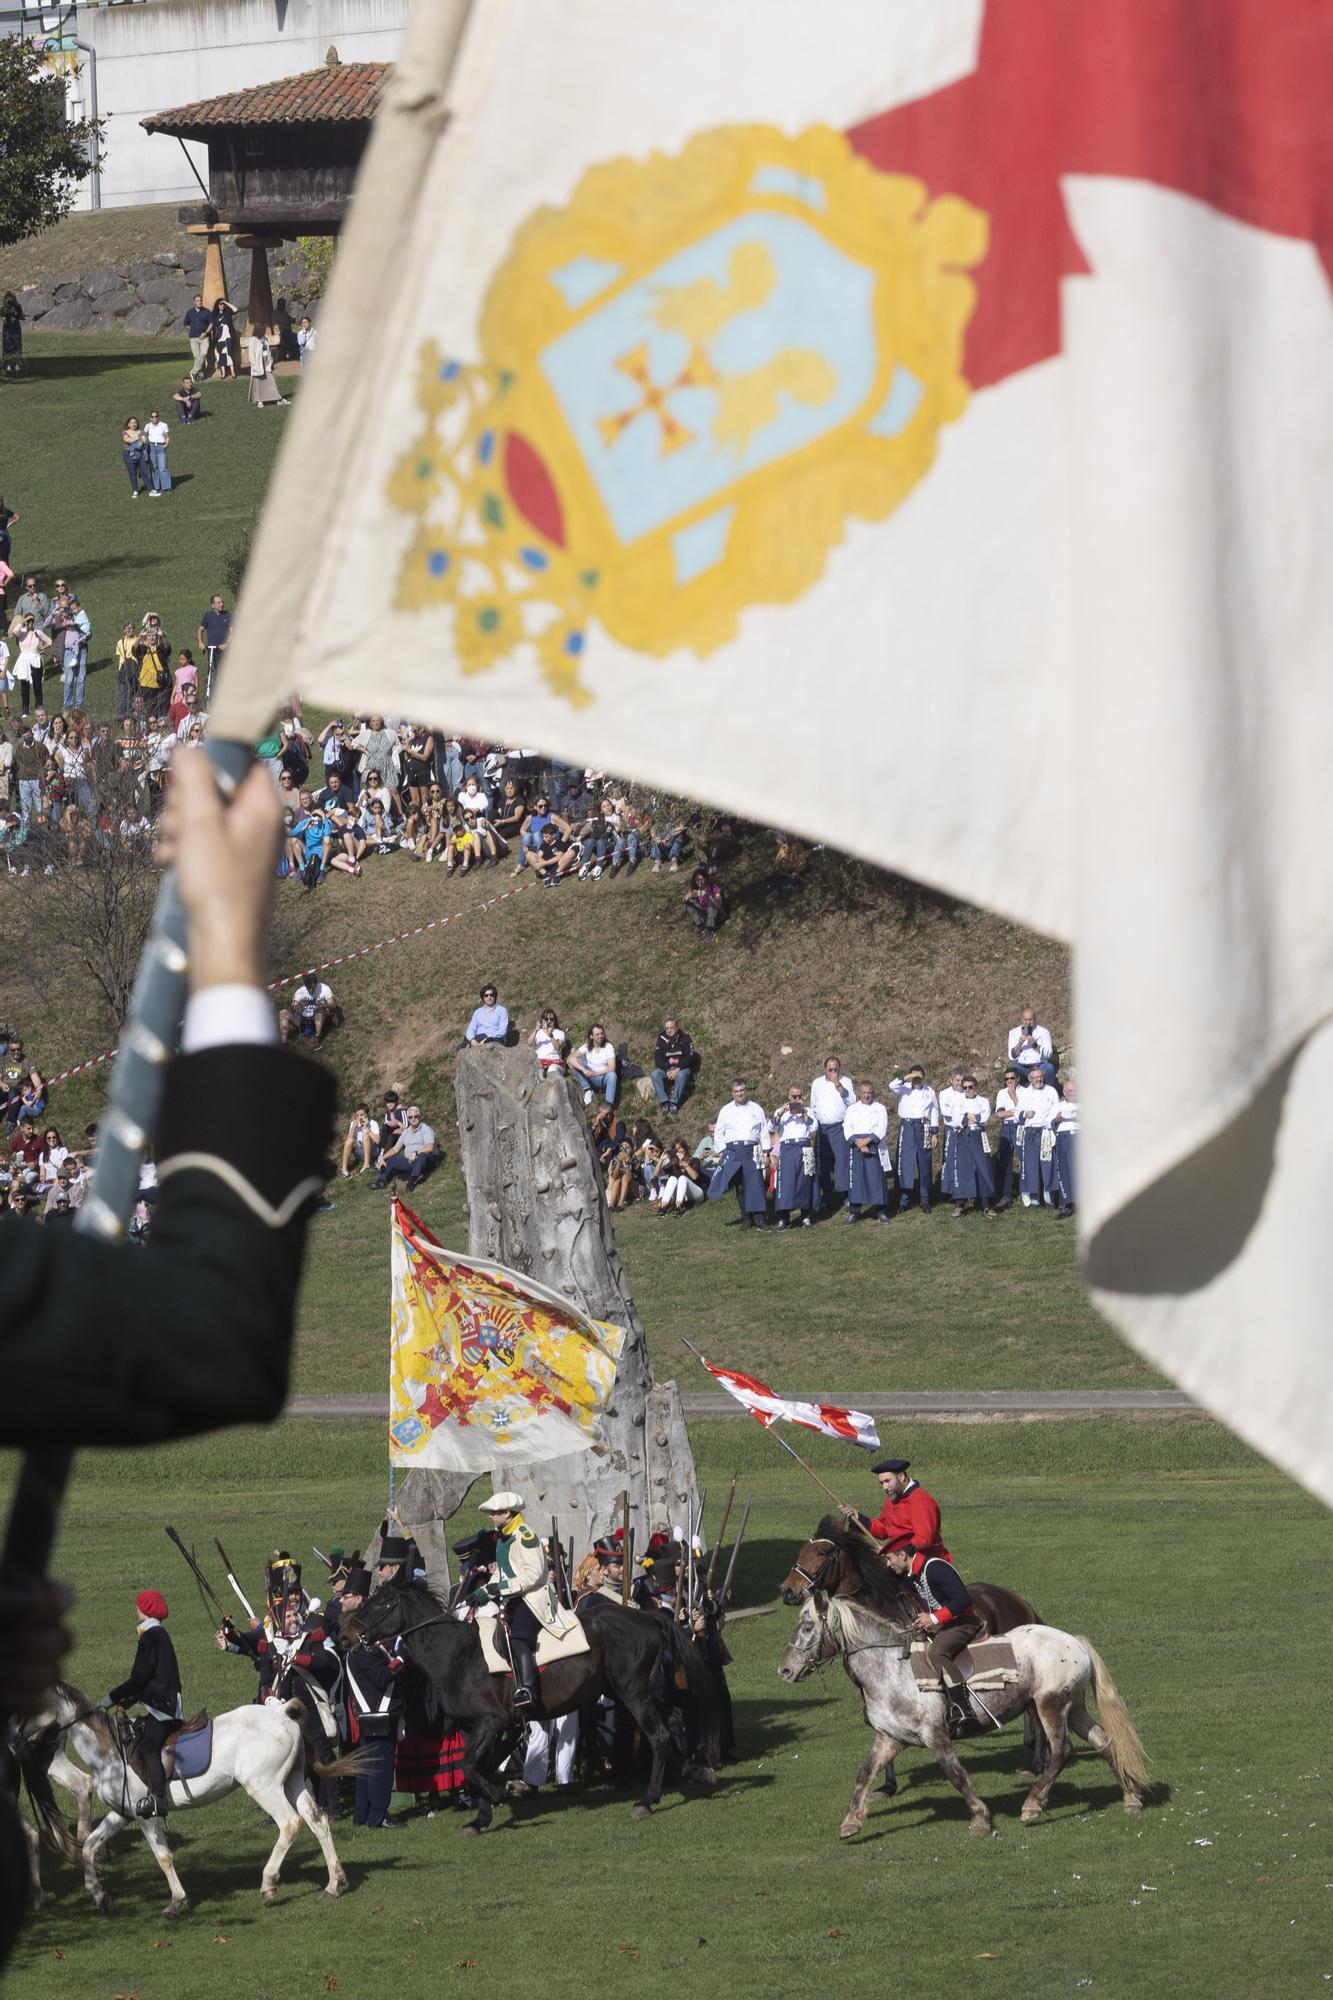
14,0,409,210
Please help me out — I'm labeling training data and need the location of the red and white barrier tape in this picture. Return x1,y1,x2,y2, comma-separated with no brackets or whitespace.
45,878,531,1087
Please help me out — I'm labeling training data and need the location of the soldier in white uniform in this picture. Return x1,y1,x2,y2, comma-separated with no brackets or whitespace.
842,1081,891,1224
1015,1072,1062,1208
1053,1077,1079,1219
474,1492,577,1711
809,1056,855,1212
772,1087,819,1228
950,1075,997,1219
706,1080,772,1229
889,1067,939,1213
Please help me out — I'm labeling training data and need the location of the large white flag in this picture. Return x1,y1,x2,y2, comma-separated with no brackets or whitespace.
214,0,1333,1505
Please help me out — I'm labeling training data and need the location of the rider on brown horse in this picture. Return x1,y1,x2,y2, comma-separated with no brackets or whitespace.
838,1457,948,1558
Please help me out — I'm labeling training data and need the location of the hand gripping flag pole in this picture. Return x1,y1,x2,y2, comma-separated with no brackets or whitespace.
0,741,256,1614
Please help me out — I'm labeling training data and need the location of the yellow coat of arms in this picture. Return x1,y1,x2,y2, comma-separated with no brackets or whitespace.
390,124,986,704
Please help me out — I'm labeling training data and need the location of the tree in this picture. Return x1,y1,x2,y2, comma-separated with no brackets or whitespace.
0,38,103,249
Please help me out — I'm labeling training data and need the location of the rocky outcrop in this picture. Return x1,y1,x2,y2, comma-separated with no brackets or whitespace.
14,240,318,337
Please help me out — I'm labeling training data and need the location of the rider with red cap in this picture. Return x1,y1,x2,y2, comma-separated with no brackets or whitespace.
105,1589,183,1817
839,1459,951,1562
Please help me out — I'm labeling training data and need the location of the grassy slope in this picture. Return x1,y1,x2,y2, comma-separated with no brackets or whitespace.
0,332,290,699
9,1417,1331,2000
0,204,199,294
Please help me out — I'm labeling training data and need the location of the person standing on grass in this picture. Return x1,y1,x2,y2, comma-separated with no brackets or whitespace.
1053,1076,1079,1220
11,617,48,717
122,415,149,498
211,295,239,378
950,1075,997,1219
297,316,319,369
1015,1067,1061,1209
810,1056,855,1212
772,1087,818,1228
707,1079,771,1229
843,1079,891,1225
889,1065,939,1214
183,293,212,376
247,324,289,408
1,293,23,378
197,594,231,705
992,1066,1023,1211
144,409,172,495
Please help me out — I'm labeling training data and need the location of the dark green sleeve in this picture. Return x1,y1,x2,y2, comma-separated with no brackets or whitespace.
0,1044,334,1448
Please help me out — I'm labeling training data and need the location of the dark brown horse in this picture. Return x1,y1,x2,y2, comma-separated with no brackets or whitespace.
779,1517,1049,1775
343,1581,721,1832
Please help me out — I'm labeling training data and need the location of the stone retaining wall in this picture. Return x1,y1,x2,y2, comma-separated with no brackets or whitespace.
17,244,315,337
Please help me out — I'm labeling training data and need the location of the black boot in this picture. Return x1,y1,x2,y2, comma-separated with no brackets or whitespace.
510,1638,540,1712
945,1684,975,1738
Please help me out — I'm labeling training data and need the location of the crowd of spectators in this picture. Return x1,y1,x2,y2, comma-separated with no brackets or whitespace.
0,565,726,954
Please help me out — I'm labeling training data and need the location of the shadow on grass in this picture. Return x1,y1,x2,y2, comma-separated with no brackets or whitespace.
25,346,170,383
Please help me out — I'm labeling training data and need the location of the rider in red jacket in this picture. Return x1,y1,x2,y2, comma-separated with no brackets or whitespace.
842,1459,951,1561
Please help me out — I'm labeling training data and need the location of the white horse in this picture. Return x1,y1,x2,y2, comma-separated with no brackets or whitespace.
778,1593,1148,1840
21,1682,353,1916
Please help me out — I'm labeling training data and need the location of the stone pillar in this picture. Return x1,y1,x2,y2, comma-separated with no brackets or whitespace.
452,1045,700,1559
199,230,230,311
237,237,280,341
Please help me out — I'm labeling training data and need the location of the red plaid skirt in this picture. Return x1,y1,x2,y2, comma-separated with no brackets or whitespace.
395,1727,466,1794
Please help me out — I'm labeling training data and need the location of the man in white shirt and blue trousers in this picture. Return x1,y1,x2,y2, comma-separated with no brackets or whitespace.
842,1082,891,1225
772,1090,818,1229
707,1081,771,1230
1015,1075,1061,1208
890,1068,939,1214
937,1068,966,1206
809,1058,855,1214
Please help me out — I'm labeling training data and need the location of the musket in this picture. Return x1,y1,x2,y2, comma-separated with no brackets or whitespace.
704,1476,738,1596
213,1536,258,1623
717,1492,753,1616
164,1525,228,1620
311,1546,332,1569
619,1489,630,1606
549,1514,569,1609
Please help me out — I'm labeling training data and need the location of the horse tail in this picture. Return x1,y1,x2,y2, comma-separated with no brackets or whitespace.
286,1700,370,1780
16,1737,82,1865
1078,1637,1150,1796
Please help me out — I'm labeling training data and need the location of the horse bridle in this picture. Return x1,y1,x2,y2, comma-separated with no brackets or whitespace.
788,1538,838,1593
800,1593,914,1673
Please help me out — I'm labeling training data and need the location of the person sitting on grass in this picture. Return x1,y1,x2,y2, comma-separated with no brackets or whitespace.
569,1022,618,1106
575,798,613,881
341,1104,382,1179
650,814,688,873
492,778,528,851
526,818,578,885
655,1137,706,1213
374,1105,440,1192
172,377,202,425
683,867,725,940
279,977,336,1049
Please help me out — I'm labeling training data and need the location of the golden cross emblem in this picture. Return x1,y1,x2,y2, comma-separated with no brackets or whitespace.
597,341,716,457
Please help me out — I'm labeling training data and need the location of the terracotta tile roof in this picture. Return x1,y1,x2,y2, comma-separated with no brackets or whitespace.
141,63,387,135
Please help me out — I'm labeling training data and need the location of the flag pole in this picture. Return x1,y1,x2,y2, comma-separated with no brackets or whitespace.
678,1337,883,1552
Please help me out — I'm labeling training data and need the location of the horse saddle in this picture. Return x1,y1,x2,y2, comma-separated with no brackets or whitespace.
476,1617,590,1678
909,1638,1018,1695
126,1709,213,1788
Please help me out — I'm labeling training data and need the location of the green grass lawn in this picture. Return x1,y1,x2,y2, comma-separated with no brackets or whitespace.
9,1417,1330,2000
1,332,293,713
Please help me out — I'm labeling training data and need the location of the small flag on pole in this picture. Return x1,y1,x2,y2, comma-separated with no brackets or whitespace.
388,1200,624,1470
701,1357,880,1451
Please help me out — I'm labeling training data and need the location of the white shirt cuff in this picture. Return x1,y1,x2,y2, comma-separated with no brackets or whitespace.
181,985,278,1053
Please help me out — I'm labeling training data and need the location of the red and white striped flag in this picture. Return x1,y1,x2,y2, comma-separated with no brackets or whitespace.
702,1359,879,1451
